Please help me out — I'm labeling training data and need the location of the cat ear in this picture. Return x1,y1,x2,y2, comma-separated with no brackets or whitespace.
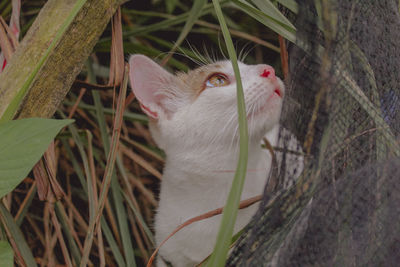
128,55,174,119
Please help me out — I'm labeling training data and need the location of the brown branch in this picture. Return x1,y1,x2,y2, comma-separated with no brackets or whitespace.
71,80,119,91
0,0,128,120
278,35,289,80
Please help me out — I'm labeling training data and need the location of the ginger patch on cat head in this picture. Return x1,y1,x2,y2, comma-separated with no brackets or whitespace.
176,62,230,99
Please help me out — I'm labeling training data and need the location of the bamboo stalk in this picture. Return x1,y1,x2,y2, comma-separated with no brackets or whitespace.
0,0,127,120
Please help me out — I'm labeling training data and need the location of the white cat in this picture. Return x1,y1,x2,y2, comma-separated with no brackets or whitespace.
129,55,287,267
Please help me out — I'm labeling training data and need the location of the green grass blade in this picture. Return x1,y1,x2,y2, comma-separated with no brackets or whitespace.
95,42,189,71
60,139,87,191
206,1,249,266
166,0,178,14
170,0,207,52
85,130,96,224
15,186,37,226
89,58,137,266
348,42,386,160
123,191,155,245
0,1,11,17
0,203,37,267
276,0,299,13
340,67,400,156
200,227,245,266
0,0,88,122
251,0,295,29
232,0,296,43
80,65,128,267
63,100,149,124
101,218,127,267
54,202,82,265
101,0,230,44
110,177,136,266
115,156,156,246
59,111,127,266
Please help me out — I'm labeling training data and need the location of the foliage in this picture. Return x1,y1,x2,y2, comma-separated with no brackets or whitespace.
0,0,319,266
0,119,73,199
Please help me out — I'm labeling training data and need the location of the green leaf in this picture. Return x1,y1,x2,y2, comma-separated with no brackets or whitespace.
123,191,155,245
54,202,82,265
250,0,295,29
92,85,136,266
60,124,127,267
200,227,245,266
166,0,178,14
0,203,37,267
207,1,249,266
170,0,207,52
110,0,230,41
276,0,298,13
0,118,73,198
232,0,296,43
0,241,13,267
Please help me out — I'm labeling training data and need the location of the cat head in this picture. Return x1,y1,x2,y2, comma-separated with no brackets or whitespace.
128,54,284,150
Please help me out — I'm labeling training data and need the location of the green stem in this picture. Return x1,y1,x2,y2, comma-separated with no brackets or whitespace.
206,0,249,266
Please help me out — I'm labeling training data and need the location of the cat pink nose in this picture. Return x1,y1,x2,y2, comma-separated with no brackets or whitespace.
260,66,275,79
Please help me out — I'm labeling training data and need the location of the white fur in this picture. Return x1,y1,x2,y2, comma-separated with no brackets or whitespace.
129,56,286,267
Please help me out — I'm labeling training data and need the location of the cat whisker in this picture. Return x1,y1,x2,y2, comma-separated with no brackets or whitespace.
155,51,204,67
201,43,216,64
238,45,246,63
184,42,209,66
190,42,214,65
210,109,237,147
239,42,256,62
216,33,228,61
211,47,218,63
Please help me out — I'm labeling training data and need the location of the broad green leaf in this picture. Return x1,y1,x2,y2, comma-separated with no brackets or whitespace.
207,1,249,266
0,241,13,267
0,118,73,198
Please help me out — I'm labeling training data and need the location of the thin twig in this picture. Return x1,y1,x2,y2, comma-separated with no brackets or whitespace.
49,204,73,267
278,35,289,80
80,64,128,267
146,195,263,267
14,181,37,222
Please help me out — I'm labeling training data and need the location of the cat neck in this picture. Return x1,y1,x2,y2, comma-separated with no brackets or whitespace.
162,125,279,181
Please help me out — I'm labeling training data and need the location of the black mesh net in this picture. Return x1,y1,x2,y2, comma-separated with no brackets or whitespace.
227,0,400,266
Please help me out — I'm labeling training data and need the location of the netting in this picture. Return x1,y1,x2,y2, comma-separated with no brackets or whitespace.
227,0,400,266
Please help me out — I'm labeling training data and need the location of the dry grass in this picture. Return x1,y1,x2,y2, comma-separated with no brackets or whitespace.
0,0,287,266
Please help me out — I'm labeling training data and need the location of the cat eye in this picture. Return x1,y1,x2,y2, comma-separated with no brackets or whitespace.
205,73,229,88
